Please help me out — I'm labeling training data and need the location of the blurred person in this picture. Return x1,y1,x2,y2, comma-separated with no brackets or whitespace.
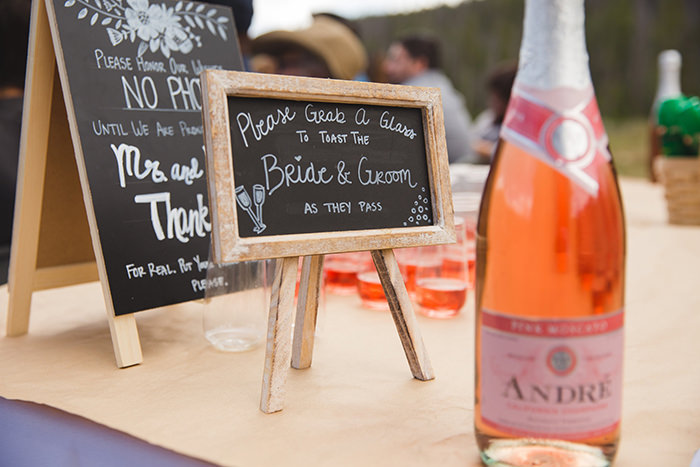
365,51,388,84
312,12,369,81
0,0,31,284
383,34,473,164
204,0,254,70
470,62,517,162
249,53,277,74
250,15,368,80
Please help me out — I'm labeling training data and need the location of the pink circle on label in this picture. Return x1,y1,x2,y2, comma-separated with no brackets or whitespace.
546,345,577,376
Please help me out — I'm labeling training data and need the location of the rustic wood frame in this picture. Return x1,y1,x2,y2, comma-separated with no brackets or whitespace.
201,70,455,263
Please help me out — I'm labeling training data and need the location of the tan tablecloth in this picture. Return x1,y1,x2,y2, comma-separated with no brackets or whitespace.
1,178,699,466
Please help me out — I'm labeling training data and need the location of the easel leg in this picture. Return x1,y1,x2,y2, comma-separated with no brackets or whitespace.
107,314,143,368
371,249,435,381
6,0,56,336
292,254,324,369
260,256,298,413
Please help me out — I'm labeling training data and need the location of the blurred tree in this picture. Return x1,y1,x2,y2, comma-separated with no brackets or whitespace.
355,0,699,118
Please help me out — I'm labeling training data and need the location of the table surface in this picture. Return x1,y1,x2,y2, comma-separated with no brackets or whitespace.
1,178,699,466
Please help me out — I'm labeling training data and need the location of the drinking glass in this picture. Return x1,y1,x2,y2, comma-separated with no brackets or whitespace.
414,243,468,319
462,214,477,290
202,259,269,351
452,194,480,289
393,247,419,298
443,216,476,289
356,260,389,311
324,252,371,295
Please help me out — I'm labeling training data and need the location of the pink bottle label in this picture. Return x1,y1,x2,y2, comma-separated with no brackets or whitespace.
479,308,623,440
501,84,611,195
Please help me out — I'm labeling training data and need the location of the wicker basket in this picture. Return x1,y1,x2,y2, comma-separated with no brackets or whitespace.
654,156,700,225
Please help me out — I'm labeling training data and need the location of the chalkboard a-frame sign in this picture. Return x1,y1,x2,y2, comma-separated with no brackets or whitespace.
5,0,242,368
201,70,454,413
202,71,455,263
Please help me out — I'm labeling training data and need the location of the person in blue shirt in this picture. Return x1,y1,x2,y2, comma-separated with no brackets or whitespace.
383,34,474,164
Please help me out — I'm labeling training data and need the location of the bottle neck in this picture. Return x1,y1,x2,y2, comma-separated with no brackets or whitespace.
502,0,608,195
655,65,682,103
516,0,591,94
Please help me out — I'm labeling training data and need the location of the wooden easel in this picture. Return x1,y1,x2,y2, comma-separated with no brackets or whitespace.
200,70,453,413
261,250,433,413
5,0,142,367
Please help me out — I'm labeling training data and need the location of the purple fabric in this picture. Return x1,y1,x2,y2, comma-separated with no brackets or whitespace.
0,397,217,467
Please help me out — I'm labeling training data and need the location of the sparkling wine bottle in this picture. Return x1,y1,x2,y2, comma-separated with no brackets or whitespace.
474,0,626,465
648,50,682,181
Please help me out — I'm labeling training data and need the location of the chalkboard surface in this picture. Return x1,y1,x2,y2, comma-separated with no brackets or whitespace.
48,0,243,315
202,72,455,263
228,97,434,237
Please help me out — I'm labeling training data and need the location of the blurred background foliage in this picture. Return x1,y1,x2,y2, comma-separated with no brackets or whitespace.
357,0,699,118
354,0,700,177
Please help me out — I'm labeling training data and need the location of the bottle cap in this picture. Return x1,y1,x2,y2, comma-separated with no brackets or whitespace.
658,49,682,70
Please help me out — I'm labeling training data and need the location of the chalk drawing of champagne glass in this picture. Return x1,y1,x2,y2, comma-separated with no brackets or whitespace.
235,185,266,234
252,184,266,230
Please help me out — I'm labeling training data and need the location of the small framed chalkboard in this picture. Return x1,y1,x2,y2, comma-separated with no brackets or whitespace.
201,71,455,263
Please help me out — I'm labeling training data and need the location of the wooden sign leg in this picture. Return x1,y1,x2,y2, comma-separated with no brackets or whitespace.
107,313,142,368
6,0,57,336
260,256,298,413
292,254,325,369
371,249,435,381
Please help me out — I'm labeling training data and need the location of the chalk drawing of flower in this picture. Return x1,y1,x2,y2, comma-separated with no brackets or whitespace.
160,7,194,56
164,21,194,55
63,0,230,58
124,0,163,42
